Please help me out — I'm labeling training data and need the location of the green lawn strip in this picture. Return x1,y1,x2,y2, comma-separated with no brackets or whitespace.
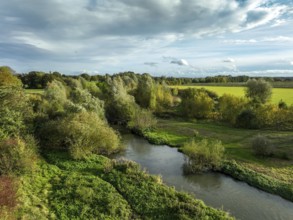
19,151,232,219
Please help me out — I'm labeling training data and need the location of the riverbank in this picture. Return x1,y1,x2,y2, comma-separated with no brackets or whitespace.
141,118,293,202
13,151,233,219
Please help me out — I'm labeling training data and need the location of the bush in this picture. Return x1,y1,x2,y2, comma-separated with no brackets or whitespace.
179,89,214,119
218,94,247,125
38,111,122,159
182,139,225,173
0,137,37,175
251,135,274,157
127,108,157,133
236,109,259,129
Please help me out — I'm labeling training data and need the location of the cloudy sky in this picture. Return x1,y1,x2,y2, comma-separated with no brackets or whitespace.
0,0,293,76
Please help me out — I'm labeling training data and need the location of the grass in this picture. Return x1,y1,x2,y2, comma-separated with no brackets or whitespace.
144,119,293,183
15,151,233,219
170,85,293,105
25,89,44,95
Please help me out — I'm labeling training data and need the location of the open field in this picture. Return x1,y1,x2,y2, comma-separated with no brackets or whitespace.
170,85,293,105
145,119,293,184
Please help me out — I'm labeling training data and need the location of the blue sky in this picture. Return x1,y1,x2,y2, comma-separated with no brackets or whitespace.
0,0,292,76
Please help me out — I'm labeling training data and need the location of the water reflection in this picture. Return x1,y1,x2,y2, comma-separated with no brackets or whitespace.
184,173,222,190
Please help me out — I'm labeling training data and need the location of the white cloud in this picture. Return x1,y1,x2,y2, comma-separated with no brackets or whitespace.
171,59,189,66
290,61,293,65
263,36,293,42
144,62,158,67
223,58,235,63
223,39,257,44
271,19,286,27
223,36,293,45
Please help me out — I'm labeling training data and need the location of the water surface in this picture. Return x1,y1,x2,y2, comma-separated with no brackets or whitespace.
116,134,293,220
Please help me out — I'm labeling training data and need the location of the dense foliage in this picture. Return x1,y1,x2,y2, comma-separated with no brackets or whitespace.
245,79,272,104
182,139,225,173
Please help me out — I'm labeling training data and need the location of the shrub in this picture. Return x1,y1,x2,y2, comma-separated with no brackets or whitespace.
180,89,214,119
236,109,259,129
0,137,37,175
251,135,274,157
218,94,247,125
182,139,225,173
127,108,157,133
0,85,31,140
38,111,122,159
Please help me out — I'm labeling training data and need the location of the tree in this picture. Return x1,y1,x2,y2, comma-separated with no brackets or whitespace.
0,66,21,87
180,89,214,119
135,74,156,109
38,111,122,159
245,79,272,104
127,108,157,133
0,67,31,139
105,76,138,124
154,84,174,112
218,94,247,125
236,109,259,129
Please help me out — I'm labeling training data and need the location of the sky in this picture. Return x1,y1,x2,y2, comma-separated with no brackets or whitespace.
0,0,293,77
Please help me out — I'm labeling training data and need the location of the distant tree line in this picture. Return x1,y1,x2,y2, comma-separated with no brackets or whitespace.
18,70,293,89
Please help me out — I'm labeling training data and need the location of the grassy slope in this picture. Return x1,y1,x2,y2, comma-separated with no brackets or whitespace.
144,119,293,184
16,151,233,220
169,85,293,105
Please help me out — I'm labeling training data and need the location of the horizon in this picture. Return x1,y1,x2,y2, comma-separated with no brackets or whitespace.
1,0,293,77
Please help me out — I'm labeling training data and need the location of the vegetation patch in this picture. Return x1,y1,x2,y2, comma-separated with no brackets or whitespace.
0,176,18,219
16,152,233,219
182,139,225,173
221,160,293,202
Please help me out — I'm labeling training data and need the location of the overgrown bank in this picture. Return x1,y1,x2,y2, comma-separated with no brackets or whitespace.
221,160,293,202
140,119,293,202
16,151,233,219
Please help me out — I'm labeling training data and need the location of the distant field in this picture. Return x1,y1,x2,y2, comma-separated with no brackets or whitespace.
25,89,44,94
170,85,293,105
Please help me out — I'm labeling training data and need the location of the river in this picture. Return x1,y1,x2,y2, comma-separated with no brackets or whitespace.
116,134,293,220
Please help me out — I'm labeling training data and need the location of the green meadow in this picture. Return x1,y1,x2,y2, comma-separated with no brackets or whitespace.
170,85,293,105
